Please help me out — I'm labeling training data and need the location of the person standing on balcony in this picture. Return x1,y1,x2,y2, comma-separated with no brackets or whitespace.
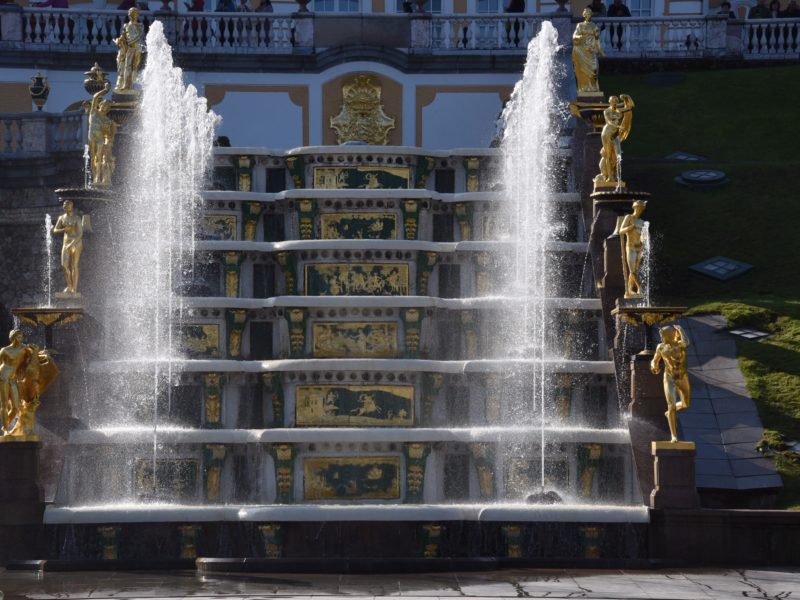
717,1,736,18
117,0,136,9
586,0,606,17
748,0,771,17
255,0,273,10
216,0,236,10
781,0,800,14
606,0,630,50
769,0,782,16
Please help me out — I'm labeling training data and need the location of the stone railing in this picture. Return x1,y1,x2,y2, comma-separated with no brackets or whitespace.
0,111,85,158
1,7,798,59
741,18,800,58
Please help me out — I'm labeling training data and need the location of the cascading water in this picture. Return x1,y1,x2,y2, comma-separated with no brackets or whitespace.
44,213,53,308
89,21,219,501
496,22,565,494
640,221,651,306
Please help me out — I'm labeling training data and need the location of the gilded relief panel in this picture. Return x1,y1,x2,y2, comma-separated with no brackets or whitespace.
176,324,221,359
313,166,410,190
311,322,399,358
305,263,409,296
200,215,237,241
134,459,198,502
320,213,397,240
304,456,401,500
296,384,414,427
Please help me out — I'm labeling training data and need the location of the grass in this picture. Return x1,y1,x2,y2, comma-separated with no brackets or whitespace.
601,66,800,507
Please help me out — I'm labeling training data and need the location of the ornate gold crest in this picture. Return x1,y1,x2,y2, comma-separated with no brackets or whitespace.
330,75,395,145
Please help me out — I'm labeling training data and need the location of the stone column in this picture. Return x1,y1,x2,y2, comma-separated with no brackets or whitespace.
410,14,432,50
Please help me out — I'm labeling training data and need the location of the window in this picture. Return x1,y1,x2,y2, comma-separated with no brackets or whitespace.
314,0,360,11
395,0,442,12
477,0,501,13
628,0,652,16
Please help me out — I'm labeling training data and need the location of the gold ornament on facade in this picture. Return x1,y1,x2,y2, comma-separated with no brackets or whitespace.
53,200,86,297
651,325,692,443
572,9,604,97
85,68,117,187
0,329,58,440
330,75,395,145
619,200,646,299
594,94,634,190
114,8,144,93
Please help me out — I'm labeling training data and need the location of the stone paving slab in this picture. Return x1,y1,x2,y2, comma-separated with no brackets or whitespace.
3,568,800,600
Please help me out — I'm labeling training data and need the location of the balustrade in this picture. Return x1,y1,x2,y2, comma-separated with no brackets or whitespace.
0,111,85,158
594,16,707,57
742,18,800,58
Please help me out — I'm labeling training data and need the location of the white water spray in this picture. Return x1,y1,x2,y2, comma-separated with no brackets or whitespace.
44,213,53,308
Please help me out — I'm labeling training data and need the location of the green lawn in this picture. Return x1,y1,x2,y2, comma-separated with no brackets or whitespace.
602,66,800,507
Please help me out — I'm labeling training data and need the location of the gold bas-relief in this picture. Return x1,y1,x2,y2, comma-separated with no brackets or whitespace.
320,213,397,240
619,200,647,299
311,322,399,358
330,75,396,145
594,94,635,190
651,324,692,443
572,8,604,97
177,324,221,359
296,384,414,427
202,215,237,240
0,329,58,439
304,263,409,296
134,458,198,501
53,200,85,297
304,456,401,500
313,166,410,190
114,8,144,93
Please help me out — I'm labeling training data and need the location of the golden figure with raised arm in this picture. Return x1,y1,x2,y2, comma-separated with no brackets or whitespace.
114,7,144,92
595,94,635,189
651,325,691,443
53,200,84,296
572,8,604,96
87,81,117,186
619,199,646,298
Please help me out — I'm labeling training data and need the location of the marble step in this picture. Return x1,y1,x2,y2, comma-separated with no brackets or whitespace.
195,239,588,253
203,189,580,204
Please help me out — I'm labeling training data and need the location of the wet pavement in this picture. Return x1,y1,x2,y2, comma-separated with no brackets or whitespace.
1,567,799,600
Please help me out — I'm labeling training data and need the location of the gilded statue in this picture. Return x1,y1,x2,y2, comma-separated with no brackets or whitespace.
114,7,144,92
619,199,646,298
651,325,691,443
0,330,58,438
87,81,118,186
330,75,395,145
53,200,84,297
594,94,635,190
572,8,604,97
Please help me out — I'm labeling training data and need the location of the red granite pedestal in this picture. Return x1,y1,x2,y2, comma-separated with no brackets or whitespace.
650,441,701,510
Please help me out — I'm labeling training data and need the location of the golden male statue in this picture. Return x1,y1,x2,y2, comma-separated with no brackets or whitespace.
595,94,635,189
53,199,84,296
572,8,604,96
619,199,646,298
87,81,118,186
651,325,691,443
114,7,144,92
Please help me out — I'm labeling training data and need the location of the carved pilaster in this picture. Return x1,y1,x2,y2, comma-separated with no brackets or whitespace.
554,373,573,420
463,156,481,192
242,201,262,241
404,442,431,503
236,155,254,192
416,251,438,296
203,373,224,428
285,156,305,189
402,308,422,358
284,308,307,358
421,372,444,425
501,525,523,558
225,309,248,358
469,442,496,499
579,526,603,559
420,523,444,558
401,199,420,240
578,443,603,497
296,199,316,240
258,523,283,558
203,443,227,502
220,251,245,298
262,373,284,427
97,526,121,560
415,155,436,188
275,251,297,295
483,373,501,423
461,310,479,359
454,202,473,241
177,524,202,559
474,252,491,296
270,443,297,503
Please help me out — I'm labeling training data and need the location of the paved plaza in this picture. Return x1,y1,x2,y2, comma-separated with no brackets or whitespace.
1,568,799,600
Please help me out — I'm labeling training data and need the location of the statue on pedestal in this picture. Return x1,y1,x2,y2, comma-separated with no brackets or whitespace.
594,94,635,190
0,330,58,438
650,325,691,443
53,199,84,297
87,80,118,186
114,7,144,93
572,8,604,97
619,199,646,298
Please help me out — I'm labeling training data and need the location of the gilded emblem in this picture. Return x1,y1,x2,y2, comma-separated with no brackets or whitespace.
304,457,401,500
330,75,395,145
320,213,397,240
296,384,414,427
312,322,398,358
200,215,237,240
176,324,220,359
313,166,410,190
305,263,409,296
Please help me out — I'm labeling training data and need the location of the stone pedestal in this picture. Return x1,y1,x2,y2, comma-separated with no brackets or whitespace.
0,4,23,43
0,441,45,562
650,441,700,509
